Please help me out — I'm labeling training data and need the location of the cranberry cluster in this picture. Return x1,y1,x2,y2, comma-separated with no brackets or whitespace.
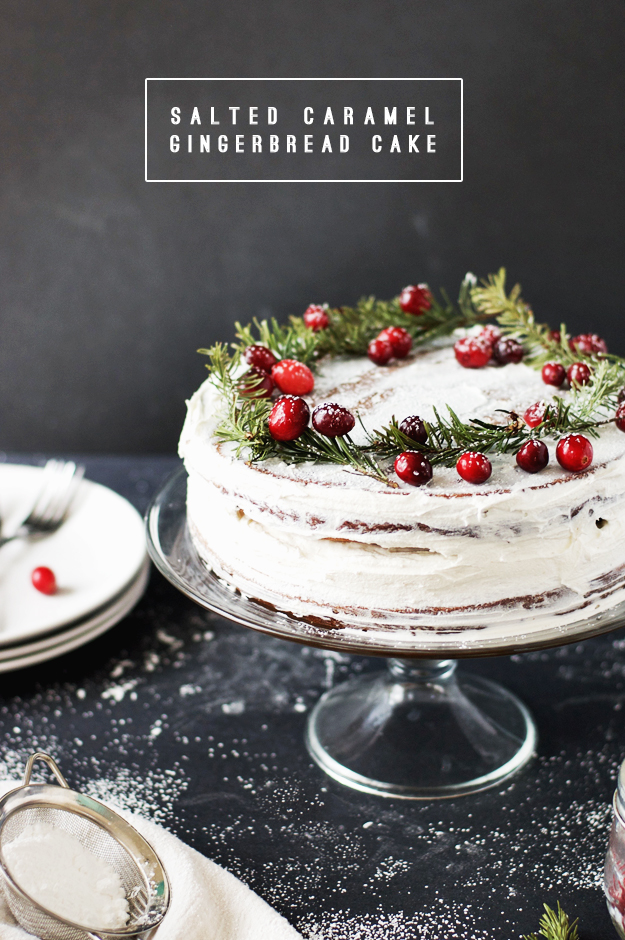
453,325,524,370
242,345,315,401
368,326,412,365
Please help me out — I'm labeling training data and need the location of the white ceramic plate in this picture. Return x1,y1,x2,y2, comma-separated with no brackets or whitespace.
0,560,150,673
0,464,147,647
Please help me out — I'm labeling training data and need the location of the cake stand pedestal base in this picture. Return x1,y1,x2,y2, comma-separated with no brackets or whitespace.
305,658,537,799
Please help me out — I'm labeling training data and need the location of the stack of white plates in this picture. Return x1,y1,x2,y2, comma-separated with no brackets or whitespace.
0,464,149,673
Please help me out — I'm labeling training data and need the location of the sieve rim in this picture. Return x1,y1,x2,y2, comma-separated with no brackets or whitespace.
0,783,170,938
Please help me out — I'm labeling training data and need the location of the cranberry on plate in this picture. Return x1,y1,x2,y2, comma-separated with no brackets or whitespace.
268,396,310,441
516,440,549,473
271,359,315,395
456,452,492,484
542,362,566,387
556,434,593,472
32,566,57,595
394,451,433,486
398,284,433,315
453,336,492,369
244,344,278,373
312,403,355,437
303,305,330,332
399,415,428,446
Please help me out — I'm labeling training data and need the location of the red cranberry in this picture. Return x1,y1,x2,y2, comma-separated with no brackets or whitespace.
399,415,428,445
394,451,433,486
570,333,607,356
454,336,492,369
542,361,566,387
378,326,412,359
303,305,329,332
516,440,549,473
480,324,501,346
32,566,57,595
492,337,524,365
238,367,274,399
556,434,593,472
368,337,394,366
268,396,310,441
244,344,278,373
271,359,315,395
456,452,492,484
567,362,592,387
398,284,433,315
312,403,355,437
548,329,561,344
523,402,548,428
616,402,625,432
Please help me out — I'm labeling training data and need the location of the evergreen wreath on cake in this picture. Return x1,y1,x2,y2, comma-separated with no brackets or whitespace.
179,269,625,637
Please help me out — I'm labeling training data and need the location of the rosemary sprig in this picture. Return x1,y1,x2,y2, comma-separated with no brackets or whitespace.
523,902,579,940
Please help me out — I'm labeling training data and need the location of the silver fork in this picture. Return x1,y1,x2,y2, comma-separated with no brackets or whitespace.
0,459,85,549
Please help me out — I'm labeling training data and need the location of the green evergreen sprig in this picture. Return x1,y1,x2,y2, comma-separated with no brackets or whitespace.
523,903,579,940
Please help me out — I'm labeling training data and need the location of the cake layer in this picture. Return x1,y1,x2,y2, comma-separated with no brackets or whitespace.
179,338,625,639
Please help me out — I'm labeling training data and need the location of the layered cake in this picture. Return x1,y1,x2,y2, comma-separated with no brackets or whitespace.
179,276,625,644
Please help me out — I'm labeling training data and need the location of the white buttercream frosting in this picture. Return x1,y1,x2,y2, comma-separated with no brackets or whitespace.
179,337,625,646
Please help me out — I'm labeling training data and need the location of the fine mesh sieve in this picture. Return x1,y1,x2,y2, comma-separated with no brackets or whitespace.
0,753,170,940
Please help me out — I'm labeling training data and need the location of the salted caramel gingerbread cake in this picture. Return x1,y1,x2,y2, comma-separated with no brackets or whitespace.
179,272,625,642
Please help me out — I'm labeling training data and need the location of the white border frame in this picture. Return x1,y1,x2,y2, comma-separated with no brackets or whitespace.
145,78,463,183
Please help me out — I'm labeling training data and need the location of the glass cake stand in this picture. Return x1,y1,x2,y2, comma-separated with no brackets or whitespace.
146,468,625,800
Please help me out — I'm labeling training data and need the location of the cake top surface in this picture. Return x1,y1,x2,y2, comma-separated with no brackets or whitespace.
182,334,625,499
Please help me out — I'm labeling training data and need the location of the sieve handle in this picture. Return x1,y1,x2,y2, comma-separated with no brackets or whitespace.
22,752,70,788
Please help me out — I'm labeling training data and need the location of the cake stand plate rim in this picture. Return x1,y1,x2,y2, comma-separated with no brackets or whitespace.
145,467,625,660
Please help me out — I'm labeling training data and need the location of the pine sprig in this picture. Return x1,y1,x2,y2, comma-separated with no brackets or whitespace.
523,903,579,940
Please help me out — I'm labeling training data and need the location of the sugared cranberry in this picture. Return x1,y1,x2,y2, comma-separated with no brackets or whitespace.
616,402,625,432
454,336,492,369
556,434,593,472
238,367,274,399
394,451,433,486
516,440,549,473
480,324,501,346
456,452,492,484
567,362,592,387
523,402,548,428
378,326,412,359
312,403,355,437
399,415,428,445
244,344,278,373
492,337,524,365
32,566,57,595
542,361,566,387
303,305,330,332
368,337,394,366
268,396,310,442
271,359,315,395
618,387,625,403
570,333,608,356
398,284,433,315
548,330,561,344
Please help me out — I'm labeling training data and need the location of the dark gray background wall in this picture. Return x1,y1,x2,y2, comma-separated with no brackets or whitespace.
1,1,624,453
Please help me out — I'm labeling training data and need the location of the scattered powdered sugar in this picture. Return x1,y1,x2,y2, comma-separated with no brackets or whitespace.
3,822,129,929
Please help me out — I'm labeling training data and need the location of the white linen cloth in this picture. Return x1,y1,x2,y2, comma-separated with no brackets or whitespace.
0,781,302,940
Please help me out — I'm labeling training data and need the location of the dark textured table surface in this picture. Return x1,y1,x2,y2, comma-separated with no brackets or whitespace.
0,454,623,940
